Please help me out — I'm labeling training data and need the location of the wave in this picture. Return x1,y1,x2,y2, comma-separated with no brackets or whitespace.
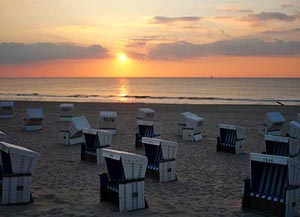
0,92,300,104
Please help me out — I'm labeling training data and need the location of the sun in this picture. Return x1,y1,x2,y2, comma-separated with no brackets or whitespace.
119,53,127,63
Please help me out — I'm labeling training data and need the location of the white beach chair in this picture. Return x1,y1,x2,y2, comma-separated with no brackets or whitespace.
287,121,300,140
81,128,113,163
135,120,161,148
0,101,14,119
100,149,148,212
0,131,7,141
263,112,285,136
178,112,203,141
59,103,74,122
24,108,44,131
142,137,178,182
0,142,40,205
59,116,91,145
99,111,117,134
242,153,300,217
216,124,245,154
137,108,155,121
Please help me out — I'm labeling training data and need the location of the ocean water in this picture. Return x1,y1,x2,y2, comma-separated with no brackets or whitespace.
0,78,299,105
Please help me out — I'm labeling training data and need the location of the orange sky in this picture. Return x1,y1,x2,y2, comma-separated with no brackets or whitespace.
0,0,300,77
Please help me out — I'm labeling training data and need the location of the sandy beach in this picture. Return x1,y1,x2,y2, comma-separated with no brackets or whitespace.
0,101,299,217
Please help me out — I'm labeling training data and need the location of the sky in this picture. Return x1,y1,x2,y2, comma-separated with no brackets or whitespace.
0,0,300,77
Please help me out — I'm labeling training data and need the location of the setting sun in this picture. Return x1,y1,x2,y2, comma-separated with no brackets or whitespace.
119,53,127,63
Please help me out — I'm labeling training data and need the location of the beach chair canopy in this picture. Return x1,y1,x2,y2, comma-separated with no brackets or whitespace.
183,112,203,128
100,111,117,118
102,148,147,181
265,112,285,128
219,124,244,144
0,142,40,174
142,137,178,162
250,153,300,194
288,121,300,139
59,103,74,110
69,116,91,137
83,128,112,150
137,108,155,119
0,101,14,108
26,108,44,120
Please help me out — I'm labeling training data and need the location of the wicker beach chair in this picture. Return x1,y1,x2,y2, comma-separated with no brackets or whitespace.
242,153,300,217
0,101,14,119
99,111,117,134
135,120,160,148
0,142,40,205
137,108,155,121
216,124,245,154
178,112,203,141
142,137,178,182
24,108,44,131
263,112,285,136
81,128,113,163
59,103,74,122
99,149,148,212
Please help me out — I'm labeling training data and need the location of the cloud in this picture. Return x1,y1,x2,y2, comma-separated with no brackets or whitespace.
261,28,300,35
147,38,300,60
244,12,298,22
151,16,201,24
0,42,109,64
217,7,253,13
282,2,293,9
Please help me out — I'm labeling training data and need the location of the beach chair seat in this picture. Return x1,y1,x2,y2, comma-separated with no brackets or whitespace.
263,112,285,136
0,142,40,205
142,137,178,182
217,124,245,154
0,101,14,119
99,111,117,134
24,108,44,131
135,120,161,148
59,103,74,122
178,112,204,141
61,116,91,145
81,128,113,163
99,149,148,212
137,108,155,121
242,153,300,217
265,135,300,157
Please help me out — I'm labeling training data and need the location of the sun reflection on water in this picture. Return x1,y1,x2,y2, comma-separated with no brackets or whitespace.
118,78,129,102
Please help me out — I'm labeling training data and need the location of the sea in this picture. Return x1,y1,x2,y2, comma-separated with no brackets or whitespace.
0,77,299,105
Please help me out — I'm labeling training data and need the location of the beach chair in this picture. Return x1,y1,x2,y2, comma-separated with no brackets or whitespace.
216,124,245,154
0,131,7,142
178,112,203,141
137,108,155,121
99,149,148,212
0,142,40,205
59,103,74,121
0,101,14,119
24,108,44,131
287,121,300,140
264,135,300,158
135,120,161,148
263,112,285,136
59,116,91,145
81,128,113,163
99,111,117,134
242,153,300,217
142,137,178,182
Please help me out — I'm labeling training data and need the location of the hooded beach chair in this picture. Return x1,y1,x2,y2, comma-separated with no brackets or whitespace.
137,108,155,121
178,112,204,141
0,101,14,119
0,142,40,205
216,124,245,154
99,111,117,134
142,137,178,182
242,153,300,217
135,120,161,148
81,128,113,163
263,112,285,136
24,108,44,131
265,121,300,158
0,131,7,142
59,116,91,145
99,149,148,212
59,103,74,121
